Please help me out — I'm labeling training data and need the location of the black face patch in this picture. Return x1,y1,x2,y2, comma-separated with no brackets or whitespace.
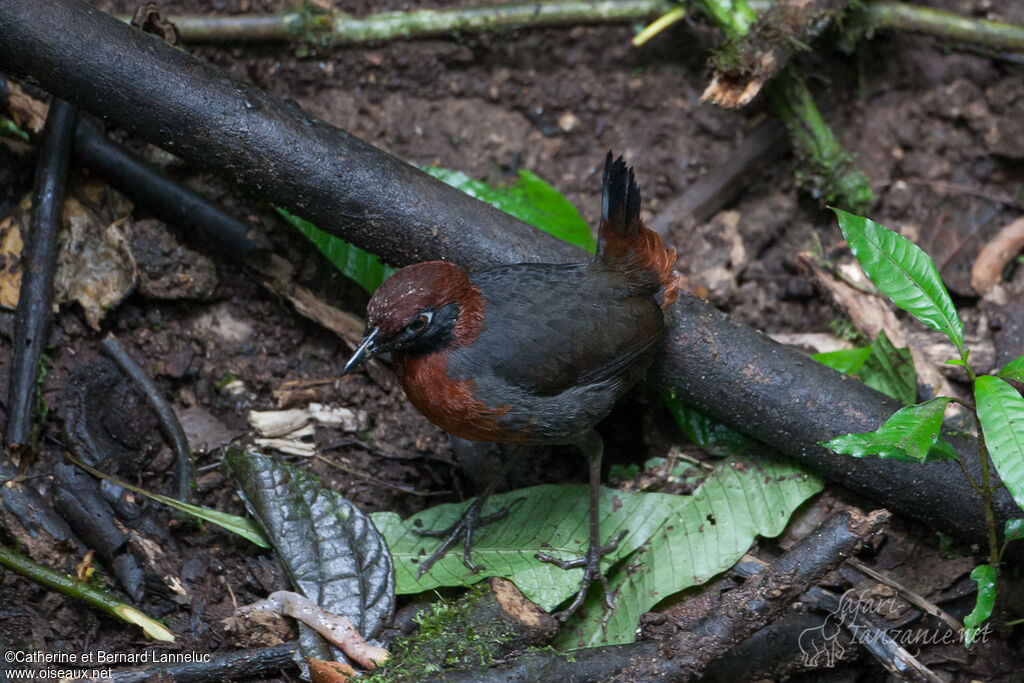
384,302,460,356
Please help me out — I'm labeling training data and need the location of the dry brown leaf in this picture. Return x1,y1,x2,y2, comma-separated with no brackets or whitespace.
54,187,137,329
0,182,137,328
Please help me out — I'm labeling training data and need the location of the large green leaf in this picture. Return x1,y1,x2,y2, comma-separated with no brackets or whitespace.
857,330,916,406
663,390,751,456
964,564,997,647
372,484,675,611
373,458,821,648
278,207,397,294
821,398,956,463
280,167,595,294
423,167,596,253
974,375,1024,512
834,209,964,355
557,458,822,649
811,346,872,375
999,355,1024,383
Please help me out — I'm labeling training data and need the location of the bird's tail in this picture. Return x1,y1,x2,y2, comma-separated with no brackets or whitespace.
596,152,679,310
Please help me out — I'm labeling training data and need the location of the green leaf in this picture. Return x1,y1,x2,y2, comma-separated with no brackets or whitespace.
1005,518,1024,545
0,116,29,142
373,457,821,648
663,391,751,456
225,449,395,641
64,453,270,549
964,564,997,647
834,209,964,355
557,458,822,649
373,484,673,611
277,207,397,294
974,375,1024,512
696,0,757,37
856,330,916,406
422,167,596,252
999,355,1024,383
812,347,872,375
821,398,956,463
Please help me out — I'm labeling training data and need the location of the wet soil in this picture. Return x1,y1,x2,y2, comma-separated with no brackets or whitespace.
2,0,1024,680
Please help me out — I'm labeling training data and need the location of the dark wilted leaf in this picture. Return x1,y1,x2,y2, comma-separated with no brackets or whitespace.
225,449,394,642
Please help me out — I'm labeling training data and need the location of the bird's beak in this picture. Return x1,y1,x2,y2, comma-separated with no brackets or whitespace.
343,328,380,375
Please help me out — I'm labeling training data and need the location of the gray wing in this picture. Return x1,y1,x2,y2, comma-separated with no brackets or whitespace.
452,264,664,397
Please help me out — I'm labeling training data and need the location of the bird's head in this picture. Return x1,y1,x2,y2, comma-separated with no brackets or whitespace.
343,261,482,374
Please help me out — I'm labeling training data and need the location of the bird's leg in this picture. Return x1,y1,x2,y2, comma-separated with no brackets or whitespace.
536,430,626,621
415,446,523,577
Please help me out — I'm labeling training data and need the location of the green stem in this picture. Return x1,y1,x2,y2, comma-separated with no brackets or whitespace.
974,419,1001,565
866,2,1024,53
113,1,1024,55
0,544,174,641
766,70,874,211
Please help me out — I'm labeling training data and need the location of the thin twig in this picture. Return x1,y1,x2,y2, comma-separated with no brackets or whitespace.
99,334,196,506
6,98,76,452
802,586,944,683
848,558,964,638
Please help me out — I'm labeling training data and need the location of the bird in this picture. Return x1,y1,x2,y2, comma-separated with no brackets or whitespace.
343,152,679,618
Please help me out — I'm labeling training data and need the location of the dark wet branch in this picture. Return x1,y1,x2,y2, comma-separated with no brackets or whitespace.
1,0,1020,562
6,98,75,451
99,334,195,506
52,461,146,601
104,642,299,682
73,119,257,257
664,508,889,680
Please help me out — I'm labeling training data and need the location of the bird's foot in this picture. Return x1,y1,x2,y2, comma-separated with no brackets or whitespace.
536,529,627,621
415,496,520,577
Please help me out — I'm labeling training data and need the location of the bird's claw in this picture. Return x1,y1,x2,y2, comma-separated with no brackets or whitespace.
536,529,627,621
415,497,521,577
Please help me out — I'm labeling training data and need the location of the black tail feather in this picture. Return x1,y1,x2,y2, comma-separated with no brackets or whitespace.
600,151,641,243
595,151,680,310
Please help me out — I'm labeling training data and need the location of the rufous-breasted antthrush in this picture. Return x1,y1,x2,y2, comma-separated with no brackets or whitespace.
344,152,679,618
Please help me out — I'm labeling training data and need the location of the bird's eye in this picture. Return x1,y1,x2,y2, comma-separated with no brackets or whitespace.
409,311,432,333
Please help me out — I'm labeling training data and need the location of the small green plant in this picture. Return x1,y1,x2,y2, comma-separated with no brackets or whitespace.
821,209,1024,646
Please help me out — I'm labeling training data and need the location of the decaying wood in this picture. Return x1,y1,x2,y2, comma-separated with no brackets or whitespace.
702,0,850,109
